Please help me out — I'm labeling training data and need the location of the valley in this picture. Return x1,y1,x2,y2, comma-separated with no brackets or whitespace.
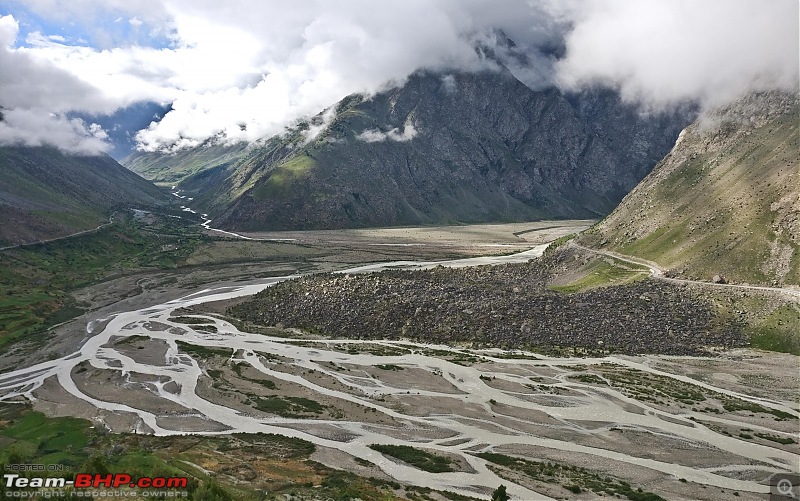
0,6,796,499
1,220,798,501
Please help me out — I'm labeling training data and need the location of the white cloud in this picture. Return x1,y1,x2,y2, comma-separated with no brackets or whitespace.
0,108,111,154
441,74,457,94
301,106,337,145
127,1,516,150
0,1,796,154
357,122,418,143
552,0,799,109
0,15,115,153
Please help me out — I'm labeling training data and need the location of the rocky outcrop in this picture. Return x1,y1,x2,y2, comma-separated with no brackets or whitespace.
229,250,746,355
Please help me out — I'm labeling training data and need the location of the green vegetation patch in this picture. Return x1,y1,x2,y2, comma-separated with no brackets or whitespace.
549,257,649,294
374,364,404,371
254,155,315,199
170,316,216,325
477,452,665,501
175,340,231,359
568,374,606,385
231,362,278,389
1,408,89,468
747,303,800,355
253,396,327,417
543,233,576,256
369,444,454,473
0,404,335,501
0,212,205,351
720,397,796,420
584,364,797,419
753,433,796,445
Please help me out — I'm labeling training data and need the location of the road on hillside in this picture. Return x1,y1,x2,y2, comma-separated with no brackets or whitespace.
0,214,117,251
1,242,796,499
570,242,800,300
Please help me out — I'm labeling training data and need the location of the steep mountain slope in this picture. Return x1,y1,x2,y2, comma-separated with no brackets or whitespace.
566,87,695,184
0,146,169,246
150,67,689,231
124,141,248,186
580,91,799,286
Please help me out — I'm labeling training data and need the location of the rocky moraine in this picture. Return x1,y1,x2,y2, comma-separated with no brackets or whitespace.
229,248,747,356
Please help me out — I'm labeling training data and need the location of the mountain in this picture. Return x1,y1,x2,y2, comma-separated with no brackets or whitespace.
123,141,248,187
124,69,692,231
0,146,170,247
566,87,695,184
580,91,799,286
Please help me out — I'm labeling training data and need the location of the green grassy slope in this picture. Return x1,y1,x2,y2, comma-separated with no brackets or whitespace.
0,404,423,501
122,141,249,186
0,212,204,352
0,147,169,247
581,91,799,287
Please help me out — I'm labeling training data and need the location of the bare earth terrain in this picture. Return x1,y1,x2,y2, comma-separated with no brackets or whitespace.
1,220,797,501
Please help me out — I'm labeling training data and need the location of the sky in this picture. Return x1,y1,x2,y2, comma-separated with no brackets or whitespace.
0,0,797,156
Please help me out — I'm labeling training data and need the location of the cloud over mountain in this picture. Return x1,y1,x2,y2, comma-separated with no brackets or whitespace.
0,0,796,154
554,0,799,110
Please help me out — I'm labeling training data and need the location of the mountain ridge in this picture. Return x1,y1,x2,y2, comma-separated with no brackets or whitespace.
579,90,799,286
0,146,170,246
123,66,692,231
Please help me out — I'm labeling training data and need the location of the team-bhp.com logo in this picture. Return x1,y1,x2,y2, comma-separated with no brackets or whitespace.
4,473,189,497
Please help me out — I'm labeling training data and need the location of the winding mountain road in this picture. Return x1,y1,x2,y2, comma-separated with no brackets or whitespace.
570,242,800,300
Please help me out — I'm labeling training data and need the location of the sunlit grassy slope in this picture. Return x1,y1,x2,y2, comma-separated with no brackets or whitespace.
582,91,799,287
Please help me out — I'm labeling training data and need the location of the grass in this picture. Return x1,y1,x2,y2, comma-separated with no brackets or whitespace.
548,257,649,294
175,340,231,359
753,433,796,445
254,154,315,199
125,142,248,185
170,316,215,325
568,374,606,385
747,303,800,355
0,409,89,467
476,452,665,501
230,363,278,389
577,364,797,419
593,107,799,286
542,233,576,256
721,397,796,420
0,212,205,351
484,352,540,360
369,444,454,473
2,404,450,500
252,396,327,417
375,364,404,371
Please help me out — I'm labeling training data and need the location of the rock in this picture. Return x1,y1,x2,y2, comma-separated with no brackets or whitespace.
228,248,746,356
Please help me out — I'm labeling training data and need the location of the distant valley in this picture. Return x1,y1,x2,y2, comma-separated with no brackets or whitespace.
124,67,692,231
0,24,797,501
